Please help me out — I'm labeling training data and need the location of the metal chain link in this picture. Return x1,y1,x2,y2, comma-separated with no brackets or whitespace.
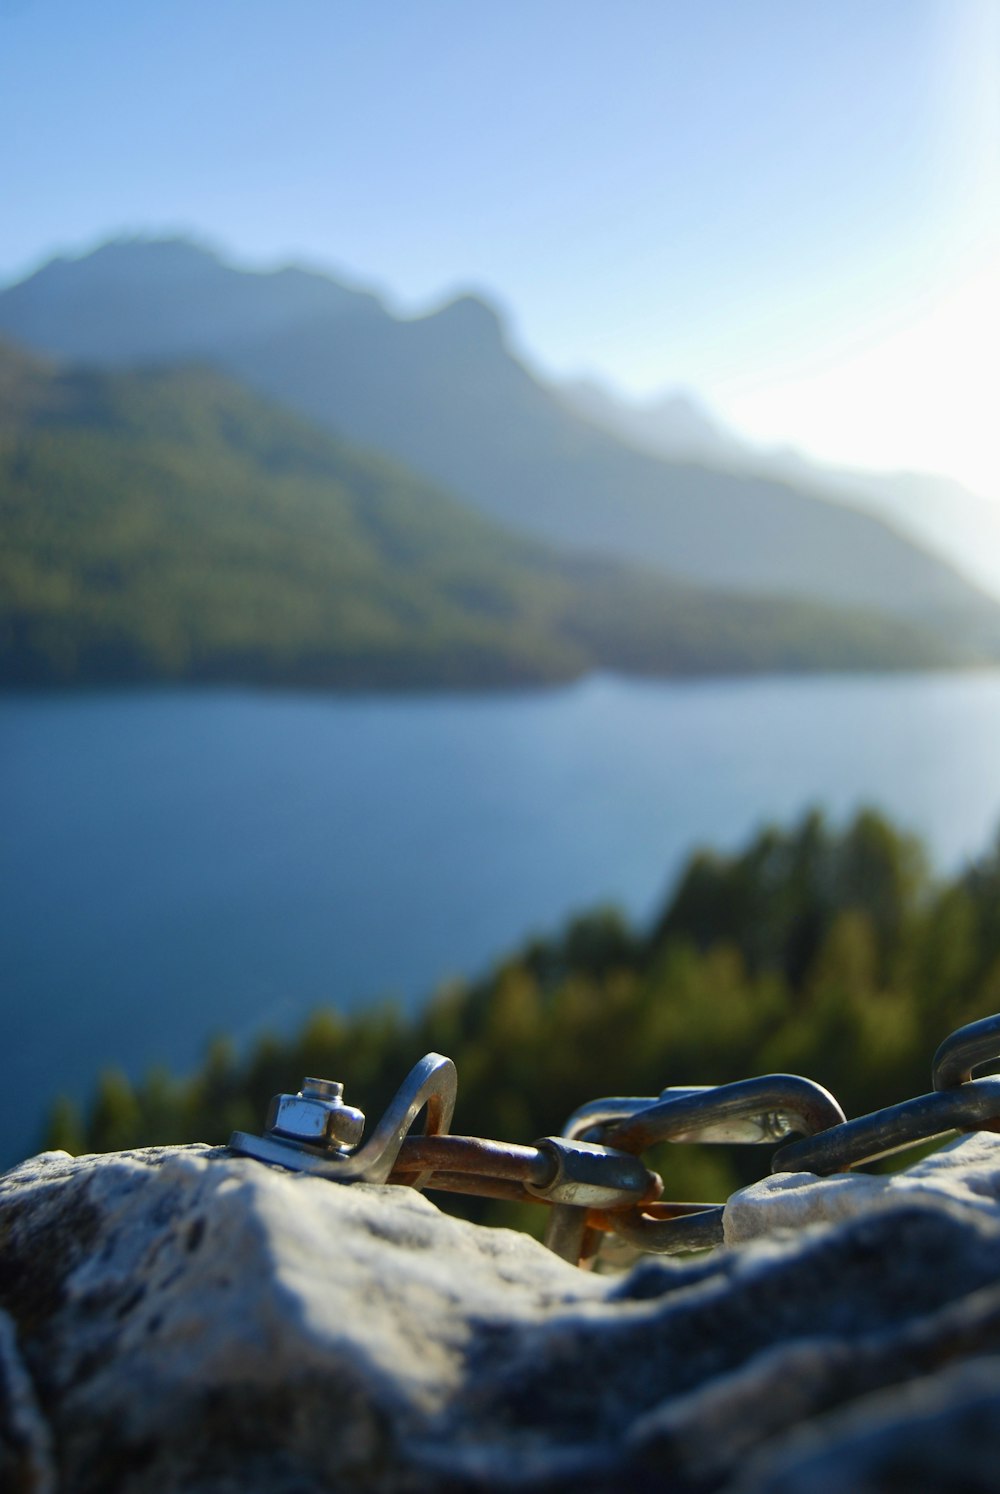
229,1011,1000,1268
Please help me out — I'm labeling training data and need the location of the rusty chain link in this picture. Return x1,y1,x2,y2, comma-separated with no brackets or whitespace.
229,1011,1000,1268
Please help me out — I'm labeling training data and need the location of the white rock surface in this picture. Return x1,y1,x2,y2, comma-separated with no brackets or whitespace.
724,1130,1000,1244
4,1136,1000,1491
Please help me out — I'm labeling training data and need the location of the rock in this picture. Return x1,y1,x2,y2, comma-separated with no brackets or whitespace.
724,1129,1000,1243
0,1304,55,1494
3,1135,1000,1491
728,1357,1000,1494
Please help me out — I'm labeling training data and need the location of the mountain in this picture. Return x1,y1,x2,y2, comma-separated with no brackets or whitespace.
3,238,999,657
558,376,1000,604
558,379,747,465
766,457,1000,604
2,341,953,689
0,237,383,367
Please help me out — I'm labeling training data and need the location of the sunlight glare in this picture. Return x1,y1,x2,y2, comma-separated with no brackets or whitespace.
726,262,1000,496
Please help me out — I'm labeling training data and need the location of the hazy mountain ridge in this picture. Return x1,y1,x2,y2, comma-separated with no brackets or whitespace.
3,339,951,689
0,237,384,368
558,375,1000,602
2,237,996,659
558,379,747,464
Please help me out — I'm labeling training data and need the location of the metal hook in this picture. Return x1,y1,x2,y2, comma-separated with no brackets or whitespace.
932,1013,1000,1091
229,1052,457,1187
604,1075,845,1151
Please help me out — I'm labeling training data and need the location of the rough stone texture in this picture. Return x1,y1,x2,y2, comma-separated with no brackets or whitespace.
724,1129,1000,1243
4,1136,1000,1491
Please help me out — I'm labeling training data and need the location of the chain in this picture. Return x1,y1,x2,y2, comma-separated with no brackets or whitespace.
228,1011,1000,1269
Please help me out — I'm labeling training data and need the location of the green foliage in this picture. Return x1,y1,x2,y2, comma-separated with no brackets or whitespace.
47,809,1000,1228
0,340,959,691
652,809,928,986
6,237,998,659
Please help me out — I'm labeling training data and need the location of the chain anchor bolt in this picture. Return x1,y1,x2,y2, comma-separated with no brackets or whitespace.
265,1077,366,1152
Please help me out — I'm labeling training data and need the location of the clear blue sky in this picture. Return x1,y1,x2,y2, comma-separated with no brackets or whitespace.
2,0,997,489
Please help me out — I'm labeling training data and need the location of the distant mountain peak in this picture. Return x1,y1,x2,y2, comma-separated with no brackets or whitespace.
644,387,719,421
33,235,226,284
558,376,745,460
0,235,385,364
84,233,219,259
641,387,735,440
425,293,506,342
4,233,1000,613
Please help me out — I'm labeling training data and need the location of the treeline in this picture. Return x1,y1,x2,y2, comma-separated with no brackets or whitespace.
0,340,957,692
48,809,1000,1222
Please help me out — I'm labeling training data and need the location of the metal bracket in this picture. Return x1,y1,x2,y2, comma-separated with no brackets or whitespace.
229,1052,457,1187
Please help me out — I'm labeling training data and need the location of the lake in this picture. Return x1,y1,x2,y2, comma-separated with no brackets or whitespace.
3,669,1000,1167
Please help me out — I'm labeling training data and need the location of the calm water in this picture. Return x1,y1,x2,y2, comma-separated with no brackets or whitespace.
3,670,1000,1166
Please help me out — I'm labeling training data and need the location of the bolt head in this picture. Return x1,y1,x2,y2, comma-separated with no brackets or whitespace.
265,1086,365,1150
301,1077,344,1101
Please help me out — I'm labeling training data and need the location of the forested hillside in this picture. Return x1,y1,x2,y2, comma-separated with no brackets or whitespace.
50,810,1000,1222
4,239,999,654
0,342,957,688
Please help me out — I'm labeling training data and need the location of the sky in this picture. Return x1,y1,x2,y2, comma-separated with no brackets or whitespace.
2,0,998,493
